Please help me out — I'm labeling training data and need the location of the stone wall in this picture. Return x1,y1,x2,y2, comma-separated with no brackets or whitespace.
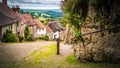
74,30,120,63
73,1,120,63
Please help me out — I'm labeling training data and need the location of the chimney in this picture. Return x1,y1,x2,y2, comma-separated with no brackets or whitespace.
16,5,20,13
12,5,20,13
2,0,7,5
12,6,16,12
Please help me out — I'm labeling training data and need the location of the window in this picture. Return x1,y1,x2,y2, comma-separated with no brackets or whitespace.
42,28,44,31
9,24,12,30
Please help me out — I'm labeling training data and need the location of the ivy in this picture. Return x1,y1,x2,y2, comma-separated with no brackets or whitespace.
99,19,105,27
24,26,30,39
61,0,120,39
74,28,80,38
61,0,89,39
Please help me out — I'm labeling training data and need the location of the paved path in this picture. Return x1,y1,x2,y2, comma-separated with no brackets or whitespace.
0,41,73,66
0,41,56,65
60,44,73,56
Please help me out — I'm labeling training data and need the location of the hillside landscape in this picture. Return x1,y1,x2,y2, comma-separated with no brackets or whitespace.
20,9,63,18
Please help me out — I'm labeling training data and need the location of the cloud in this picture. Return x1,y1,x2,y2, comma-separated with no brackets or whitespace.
0,0,2,2
9,0,61,5
8,0,62,9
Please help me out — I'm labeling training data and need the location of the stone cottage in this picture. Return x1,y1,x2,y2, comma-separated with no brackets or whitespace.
20,14,37,37
46,25,53,40
34,19,46,37
0,0,21,39
48,21,63,40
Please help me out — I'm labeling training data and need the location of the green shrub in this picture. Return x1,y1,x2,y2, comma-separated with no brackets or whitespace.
39,35,49,41
1,29,18,42
66,54,80,64
24,26,30,39
25,34,36,42
24,26,36,42
18,36,25,42
44,35,49,41
28,35,36,41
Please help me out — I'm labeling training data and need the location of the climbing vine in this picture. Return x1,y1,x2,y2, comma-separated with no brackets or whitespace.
61,0,89,40
61,0,120,39
61,0,120,63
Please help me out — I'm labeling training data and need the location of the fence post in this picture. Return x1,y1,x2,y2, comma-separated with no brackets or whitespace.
57,38,60,55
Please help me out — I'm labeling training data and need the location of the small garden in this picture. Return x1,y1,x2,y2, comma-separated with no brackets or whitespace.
1,26,50,43
1,29,19,42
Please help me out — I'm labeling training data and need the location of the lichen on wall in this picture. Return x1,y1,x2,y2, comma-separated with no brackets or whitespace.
61,0,120,63
73,0,120,63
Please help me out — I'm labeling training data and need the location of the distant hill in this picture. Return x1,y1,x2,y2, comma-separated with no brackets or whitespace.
20,9,63,18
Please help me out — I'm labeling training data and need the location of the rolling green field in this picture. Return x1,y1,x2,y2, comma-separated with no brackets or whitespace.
20,9,63,18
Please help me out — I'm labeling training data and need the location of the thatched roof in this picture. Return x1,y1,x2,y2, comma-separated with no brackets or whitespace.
0,11,14,27
0,3,20,27
0,3,20,20
48,21,63,32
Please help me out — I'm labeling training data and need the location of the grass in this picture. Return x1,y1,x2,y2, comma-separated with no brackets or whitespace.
65,54,107,68
39,17,47,21
66,54,80,64
2,44,120,68
23,44,120,68
24,44,57,64
65,54,120,68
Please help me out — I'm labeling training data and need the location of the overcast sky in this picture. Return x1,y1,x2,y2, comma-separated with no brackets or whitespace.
0,0,62,9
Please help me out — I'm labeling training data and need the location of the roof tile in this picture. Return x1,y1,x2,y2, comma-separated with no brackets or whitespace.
20,14,36,26
34,19,45,28
46,25,53,32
